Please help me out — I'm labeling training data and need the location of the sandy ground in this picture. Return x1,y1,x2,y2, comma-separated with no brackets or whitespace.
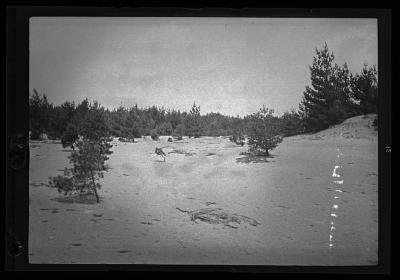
29,123,378,265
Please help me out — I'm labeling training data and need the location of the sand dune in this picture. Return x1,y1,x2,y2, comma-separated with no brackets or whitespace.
289,114,378,141
29,116,378,265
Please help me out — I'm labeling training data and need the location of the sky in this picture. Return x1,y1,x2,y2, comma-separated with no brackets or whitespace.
30,17,377,117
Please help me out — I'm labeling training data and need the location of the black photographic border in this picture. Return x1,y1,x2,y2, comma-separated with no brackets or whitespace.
5,6,391,274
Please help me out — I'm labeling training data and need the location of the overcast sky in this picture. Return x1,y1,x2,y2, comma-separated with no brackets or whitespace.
30,17,377,116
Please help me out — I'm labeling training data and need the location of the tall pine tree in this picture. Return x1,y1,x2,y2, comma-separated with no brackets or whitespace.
299,43,338,132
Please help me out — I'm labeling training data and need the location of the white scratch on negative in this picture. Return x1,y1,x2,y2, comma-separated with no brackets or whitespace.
333,205,338,209
335,189,343,193
332,165,342,178
334,180,344,184
331,213,338,218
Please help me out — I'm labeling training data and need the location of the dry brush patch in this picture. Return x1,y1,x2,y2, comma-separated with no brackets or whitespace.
176,207,260,228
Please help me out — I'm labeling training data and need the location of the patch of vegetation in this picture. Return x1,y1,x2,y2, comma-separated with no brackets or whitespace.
299,43,378,133
150,130,159,140
229,130,246,146
176,207,260,228
118,137,134,143
48,102,112,203
247,107,283,157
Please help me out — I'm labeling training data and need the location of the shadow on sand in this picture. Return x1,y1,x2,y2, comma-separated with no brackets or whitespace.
236,152,275,164
51,193,103,204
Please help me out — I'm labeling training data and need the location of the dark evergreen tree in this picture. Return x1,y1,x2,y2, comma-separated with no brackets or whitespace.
330,62,356,122
49,101,76,139
173,123,185,140
184,103,202,138
29,89,53,139
279,109,304,137
299,43,337,132
350,64,378,115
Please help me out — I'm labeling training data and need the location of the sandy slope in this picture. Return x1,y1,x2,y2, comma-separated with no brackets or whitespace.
29,118,378,265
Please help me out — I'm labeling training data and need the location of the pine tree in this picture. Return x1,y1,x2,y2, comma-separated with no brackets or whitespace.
29,89,53,139
48,100,113,203
330,62,355,122
350,64,378,115
279,109,303,136
299,43,338,132
184,103,202,138
247,106,283,156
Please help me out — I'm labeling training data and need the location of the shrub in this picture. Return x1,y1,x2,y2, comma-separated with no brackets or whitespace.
150,130,159,140
48,138,112,203
61,123,79,149
247,106,283,156
229,129,245,146
118,137,134,143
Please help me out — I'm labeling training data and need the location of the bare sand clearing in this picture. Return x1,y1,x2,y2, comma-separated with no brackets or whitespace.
29,117,378,265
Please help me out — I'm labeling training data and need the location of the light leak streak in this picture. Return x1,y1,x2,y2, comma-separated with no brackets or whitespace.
332,165,342,178
330,150,343,249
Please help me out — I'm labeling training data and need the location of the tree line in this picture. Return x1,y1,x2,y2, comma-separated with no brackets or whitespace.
30,43,377,144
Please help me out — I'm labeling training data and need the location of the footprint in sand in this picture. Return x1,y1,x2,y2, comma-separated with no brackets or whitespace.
117,250,132,253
